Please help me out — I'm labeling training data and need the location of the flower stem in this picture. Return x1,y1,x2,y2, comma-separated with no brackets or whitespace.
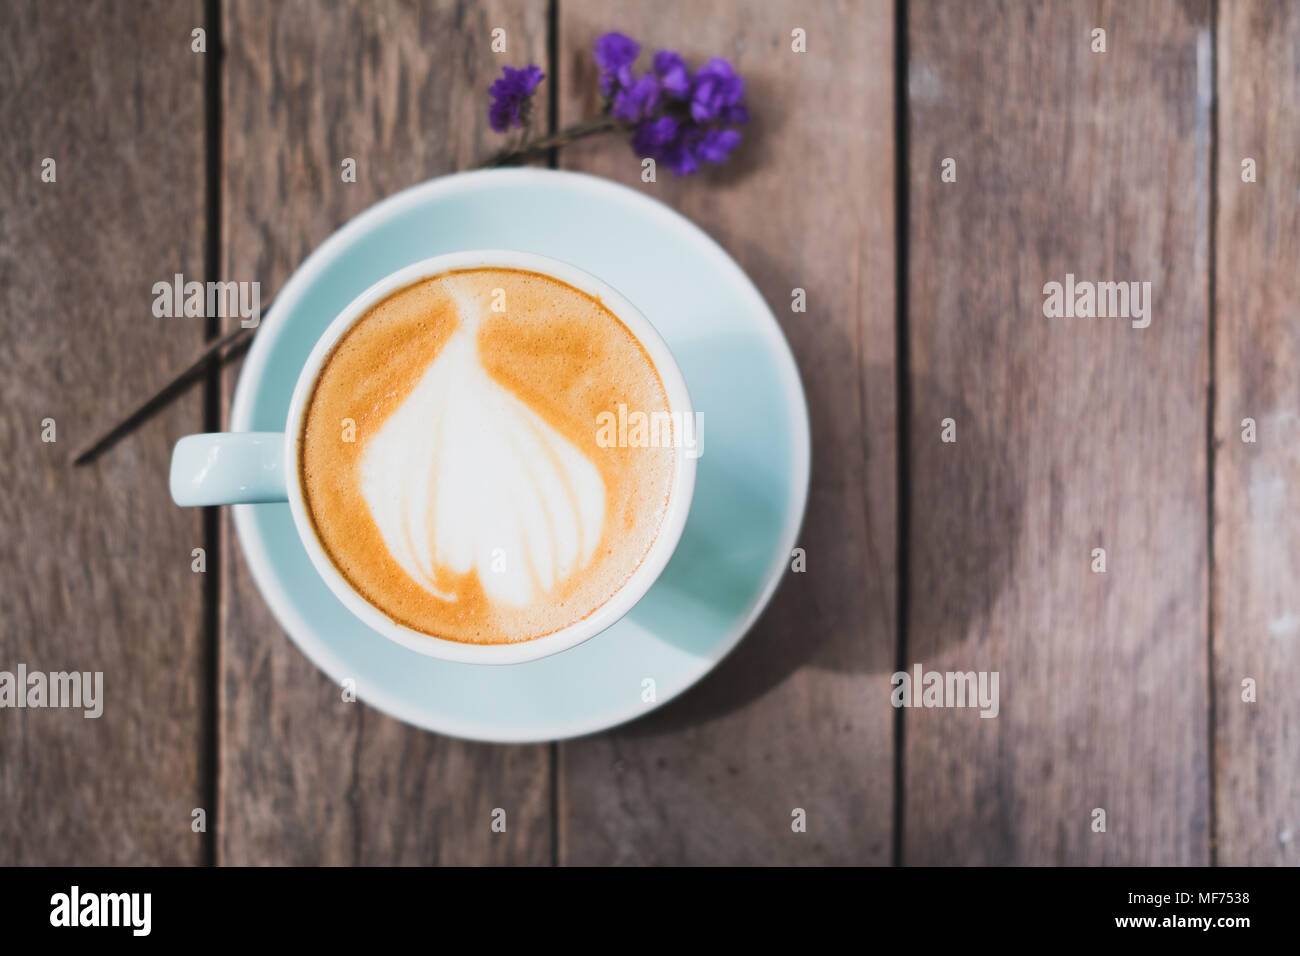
482,115,624,167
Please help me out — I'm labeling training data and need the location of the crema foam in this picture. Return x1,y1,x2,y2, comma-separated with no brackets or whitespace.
299,268,675,644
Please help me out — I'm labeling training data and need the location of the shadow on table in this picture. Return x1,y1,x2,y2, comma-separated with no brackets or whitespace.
615,360,1027,738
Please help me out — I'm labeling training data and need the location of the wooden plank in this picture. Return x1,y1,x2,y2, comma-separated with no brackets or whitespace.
1213,0,1300,866
904,0,1211,864
0,0,208,863
556,0,897,865
218,0,552,865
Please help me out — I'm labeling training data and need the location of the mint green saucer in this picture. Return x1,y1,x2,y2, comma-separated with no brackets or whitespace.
230,169,809,742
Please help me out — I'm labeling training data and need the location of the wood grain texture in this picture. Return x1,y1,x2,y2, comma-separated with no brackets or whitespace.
217,0,551,865
904,0,1212,864
0,0,208,863
9,0,1297,868
556,0,897,865
1213,0,1300,866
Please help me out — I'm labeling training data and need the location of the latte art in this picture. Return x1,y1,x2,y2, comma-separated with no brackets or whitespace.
299,267,676,645
359,283,606,608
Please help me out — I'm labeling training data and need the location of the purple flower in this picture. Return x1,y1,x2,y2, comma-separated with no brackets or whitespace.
631,116,681,157
653,50,691,99
482,34,749,176
594,32,640,95
695,127,742,164
633,117,729,176
629,53,747,176
690,57,746,124
661,136,701,176
488,64,545,132
611,73,661,123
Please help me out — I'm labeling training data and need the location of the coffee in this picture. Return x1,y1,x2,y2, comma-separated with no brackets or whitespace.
299,267,676,644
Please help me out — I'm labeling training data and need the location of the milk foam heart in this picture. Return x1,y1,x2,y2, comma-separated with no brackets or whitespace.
359,282,606,608
298,267,676,645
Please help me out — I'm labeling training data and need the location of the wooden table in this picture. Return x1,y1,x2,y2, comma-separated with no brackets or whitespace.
2,0,1296,866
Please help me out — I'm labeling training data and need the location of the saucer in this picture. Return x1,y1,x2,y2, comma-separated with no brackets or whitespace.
230,168,810,742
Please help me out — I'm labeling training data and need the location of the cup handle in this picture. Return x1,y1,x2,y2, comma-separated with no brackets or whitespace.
170,433,288,506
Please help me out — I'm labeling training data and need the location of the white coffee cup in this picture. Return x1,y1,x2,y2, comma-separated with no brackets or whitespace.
170,250,697,665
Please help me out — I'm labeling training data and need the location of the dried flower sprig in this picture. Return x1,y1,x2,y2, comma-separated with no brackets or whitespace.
75,33,749,465
486,31,748,175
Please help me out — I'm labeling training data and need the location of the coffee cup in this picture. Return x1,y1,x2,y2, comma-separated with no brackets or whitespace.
171,250,696,665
